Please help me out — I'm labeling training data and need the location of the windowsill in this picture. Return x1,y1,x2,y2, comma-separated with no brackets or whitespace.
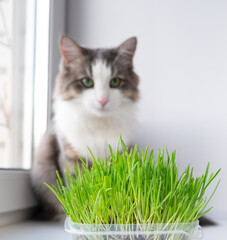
0,170,37,216
0,213,226,240
0,220,70,240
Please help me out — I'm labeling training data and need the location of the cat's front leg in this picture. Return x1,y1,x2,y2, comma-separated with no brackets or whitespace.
59,140,93,179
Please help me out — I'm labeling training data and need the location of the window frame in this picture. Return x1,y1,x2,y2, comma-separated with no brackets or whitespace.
0,0,66,225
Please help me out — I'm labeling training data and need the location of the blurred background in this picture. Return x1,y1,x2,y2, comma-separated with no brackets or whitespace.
0,0,226,218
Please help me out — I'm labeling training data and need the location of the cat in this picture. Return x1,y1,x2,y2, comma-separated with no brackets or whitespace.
30,35,140,219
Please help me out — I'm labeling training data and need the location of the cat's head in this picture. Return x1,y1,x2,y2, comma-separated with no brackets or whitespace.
55,35,139,117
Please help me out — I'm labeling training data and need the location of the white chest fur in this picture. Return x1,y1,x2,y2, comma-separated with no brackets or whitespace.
54,100,135,159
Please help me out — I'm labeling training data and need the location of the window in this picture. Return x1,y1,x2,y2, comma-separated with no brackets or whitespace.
0,0,51,170
0,0,35,169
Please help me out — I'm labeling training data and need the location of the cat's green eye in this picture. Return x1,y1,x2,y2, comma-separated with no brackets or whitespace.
110,78,121,88
81,78,94,88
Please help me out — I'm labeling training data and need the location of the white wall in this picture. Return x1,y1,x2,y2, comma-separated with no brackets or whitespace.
66,0,227,212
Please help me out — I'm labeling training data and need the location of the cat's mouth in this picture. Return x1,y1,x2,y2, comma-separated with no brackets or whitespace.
98,107,107,112
92,106,113,117
94,104,109,112
96,107,109,113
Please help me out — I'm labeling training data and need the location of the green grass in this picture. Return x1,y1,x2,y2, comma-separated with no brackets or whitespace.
45,137,220,225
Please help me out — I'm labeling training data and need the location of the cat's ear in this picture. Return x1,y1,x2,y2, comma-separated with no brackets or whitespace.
60,35,83,64
117,37,137,63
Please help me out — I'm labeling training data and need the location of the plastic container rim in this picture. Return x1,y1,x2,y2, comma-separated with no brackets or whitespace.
64,216,203,239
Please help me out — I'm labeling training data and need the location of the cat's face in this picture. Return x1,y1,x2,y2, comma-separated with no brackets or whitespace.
55,36,139,117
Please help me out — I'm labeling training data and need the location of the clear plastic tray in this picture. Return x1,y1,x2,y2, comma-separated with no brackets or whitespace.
65,217,203,240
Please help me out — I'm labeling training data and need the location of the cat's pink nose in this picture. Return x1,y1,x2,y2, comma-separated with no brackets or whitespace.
99,99,108,107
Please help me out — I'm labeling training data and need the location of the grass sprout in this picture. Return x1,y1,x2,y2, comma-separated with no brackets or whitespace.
44,137,220,224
